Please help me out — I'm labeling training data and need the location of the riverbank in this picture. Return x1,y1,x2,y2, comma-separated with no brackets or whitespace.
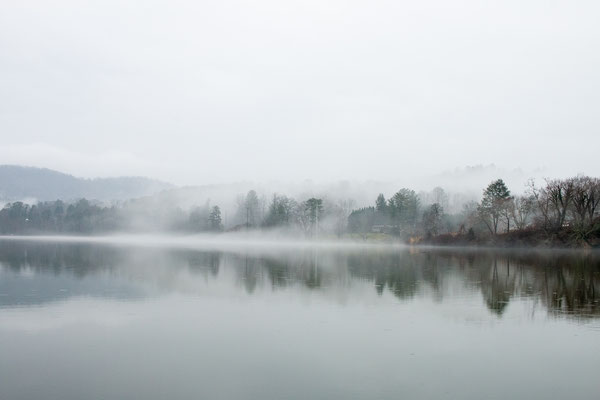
415,226,600,249
1,227,598,251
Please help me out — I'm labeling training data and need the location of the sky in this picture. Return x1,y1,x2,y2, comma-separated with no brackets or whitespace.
1,0,599,185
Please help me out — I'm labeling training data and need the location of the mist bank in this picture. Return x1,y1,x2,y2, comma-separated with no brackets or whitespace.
0,175,598,249
0,234,404,253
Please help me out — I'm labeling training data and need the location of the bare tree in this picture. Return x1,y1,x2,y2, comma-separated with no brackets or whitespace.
570,176,600,235
545,178,575,231
460,201,480,233
422,203,444,236
526,179,551,231
510,195,534,230
527,178,575,232
332,199,355,238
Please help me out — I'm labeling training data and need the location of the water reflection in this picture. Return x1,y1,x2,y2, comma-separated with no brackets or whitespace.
0,240,598,319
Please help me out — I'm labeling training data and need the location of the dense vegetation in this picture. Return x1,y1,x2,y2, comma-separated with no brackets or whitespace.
0,175,598,247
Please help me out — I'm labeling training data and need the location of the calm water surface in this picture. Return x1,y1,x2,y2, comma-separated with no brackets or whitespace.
0,239,599,400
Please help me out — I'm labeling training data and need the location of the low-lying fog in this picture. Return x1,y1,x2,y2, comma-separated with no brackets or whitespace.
0,233,406,252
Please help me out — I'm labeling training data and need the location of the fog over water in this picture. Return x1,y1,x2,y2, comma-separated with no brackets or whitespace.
0,234,405,251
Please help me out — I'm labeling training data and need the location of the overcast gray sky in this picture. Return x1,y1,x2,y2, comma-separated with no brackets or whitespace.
1,0,599,185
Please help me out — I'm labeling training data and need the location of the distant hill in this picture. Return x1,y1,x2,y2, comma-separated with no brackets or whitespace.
0,165,174,203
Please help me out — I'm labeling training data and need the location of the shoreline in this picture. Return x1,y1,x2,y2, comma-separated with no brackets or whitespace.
0,233,597,254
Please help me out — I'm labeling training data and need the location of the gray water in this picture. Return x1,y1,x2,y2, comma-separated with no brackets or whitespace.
0,239,599,400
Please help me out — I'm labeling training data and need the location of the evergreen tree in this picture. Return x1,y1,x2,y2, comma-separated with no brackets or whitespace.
208,206,223,231
388,188,420,233
375,194,387,212
478,179,511,235
303,198,323,237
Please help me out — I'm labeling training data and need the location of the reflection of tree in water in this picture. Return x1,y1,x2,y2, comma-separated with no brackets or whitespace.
0,241,144,306
480,258,516,316
187,251,220,278
229,251,325,293
346,249,599,318
457,251,600,319
241,256,260,294
0,240,122,277
1,241,599,319
347,252,420,300
541,255,599,318
346,251,453,301
261,257,290,289
297,250,325,289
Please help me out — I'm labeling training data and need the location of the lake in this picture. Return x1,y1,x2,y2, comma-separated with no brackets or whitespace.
0,238,599,399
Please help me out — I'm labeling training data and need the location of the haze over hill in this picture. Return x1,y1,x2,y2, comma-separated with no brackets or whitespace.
1,163,543,208
0,165,173,203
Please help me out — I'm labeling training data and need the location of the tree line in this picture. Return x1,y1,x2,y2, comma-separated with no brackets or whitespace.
473,176,600,241
347,175,600,243
0,175,598,243
0,191,339,236
0,199,223,234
